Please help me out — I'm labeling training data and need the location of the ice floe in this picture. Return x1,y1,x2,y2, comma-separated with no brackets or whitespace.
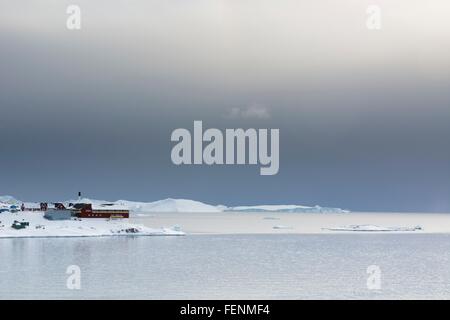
324,224,423,232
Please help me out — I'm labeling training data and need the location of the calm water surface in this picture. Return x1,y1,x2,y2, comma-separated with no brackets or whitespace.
1,234,450,299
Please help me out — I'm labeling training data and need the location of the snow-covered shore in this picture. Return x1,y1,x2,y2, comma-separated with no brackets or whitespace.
2,210,449,237
0,211,184,238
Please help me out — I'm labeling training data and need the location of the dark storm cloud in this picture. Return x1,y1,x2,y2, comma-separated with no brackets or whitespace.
1,0,450,211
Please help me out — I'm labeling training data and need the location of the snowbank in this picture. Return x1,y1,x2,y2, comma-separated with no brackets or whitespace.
0,211,184,238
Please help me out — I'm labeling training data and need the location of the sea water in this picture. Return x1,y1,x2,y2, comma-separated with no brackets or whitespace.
1,234,449,299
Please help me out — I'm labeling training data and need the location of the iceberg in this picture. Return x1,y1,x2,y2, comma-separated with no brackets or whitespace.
273,225,293,230
226,204,349,213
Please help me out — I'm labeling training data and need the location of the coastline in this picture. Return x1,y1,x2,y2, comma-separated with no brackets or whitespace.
0,211,184,238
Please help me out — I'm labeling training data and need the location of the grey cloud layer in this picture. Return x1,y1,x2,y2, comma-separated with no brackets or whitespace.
1,1,449,211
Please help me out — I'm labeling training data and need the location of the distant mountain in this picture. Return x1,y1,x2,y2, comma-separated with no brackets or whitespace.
1,195,349,213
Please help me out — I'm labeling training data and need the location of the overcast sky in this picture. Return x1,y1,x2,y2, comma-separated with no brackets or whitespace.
1,1,450,212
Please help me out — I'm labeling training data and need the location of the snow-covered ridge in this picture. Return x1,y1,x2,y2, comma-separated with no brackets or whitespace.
1,195,349,214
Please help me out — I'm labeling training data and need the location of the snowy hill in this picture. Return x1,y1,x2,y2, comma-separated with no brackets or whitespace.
116,198,222,213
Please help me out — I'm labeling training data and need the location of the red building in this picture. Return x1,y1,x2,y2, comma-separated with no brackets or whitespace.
71,203,129,219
